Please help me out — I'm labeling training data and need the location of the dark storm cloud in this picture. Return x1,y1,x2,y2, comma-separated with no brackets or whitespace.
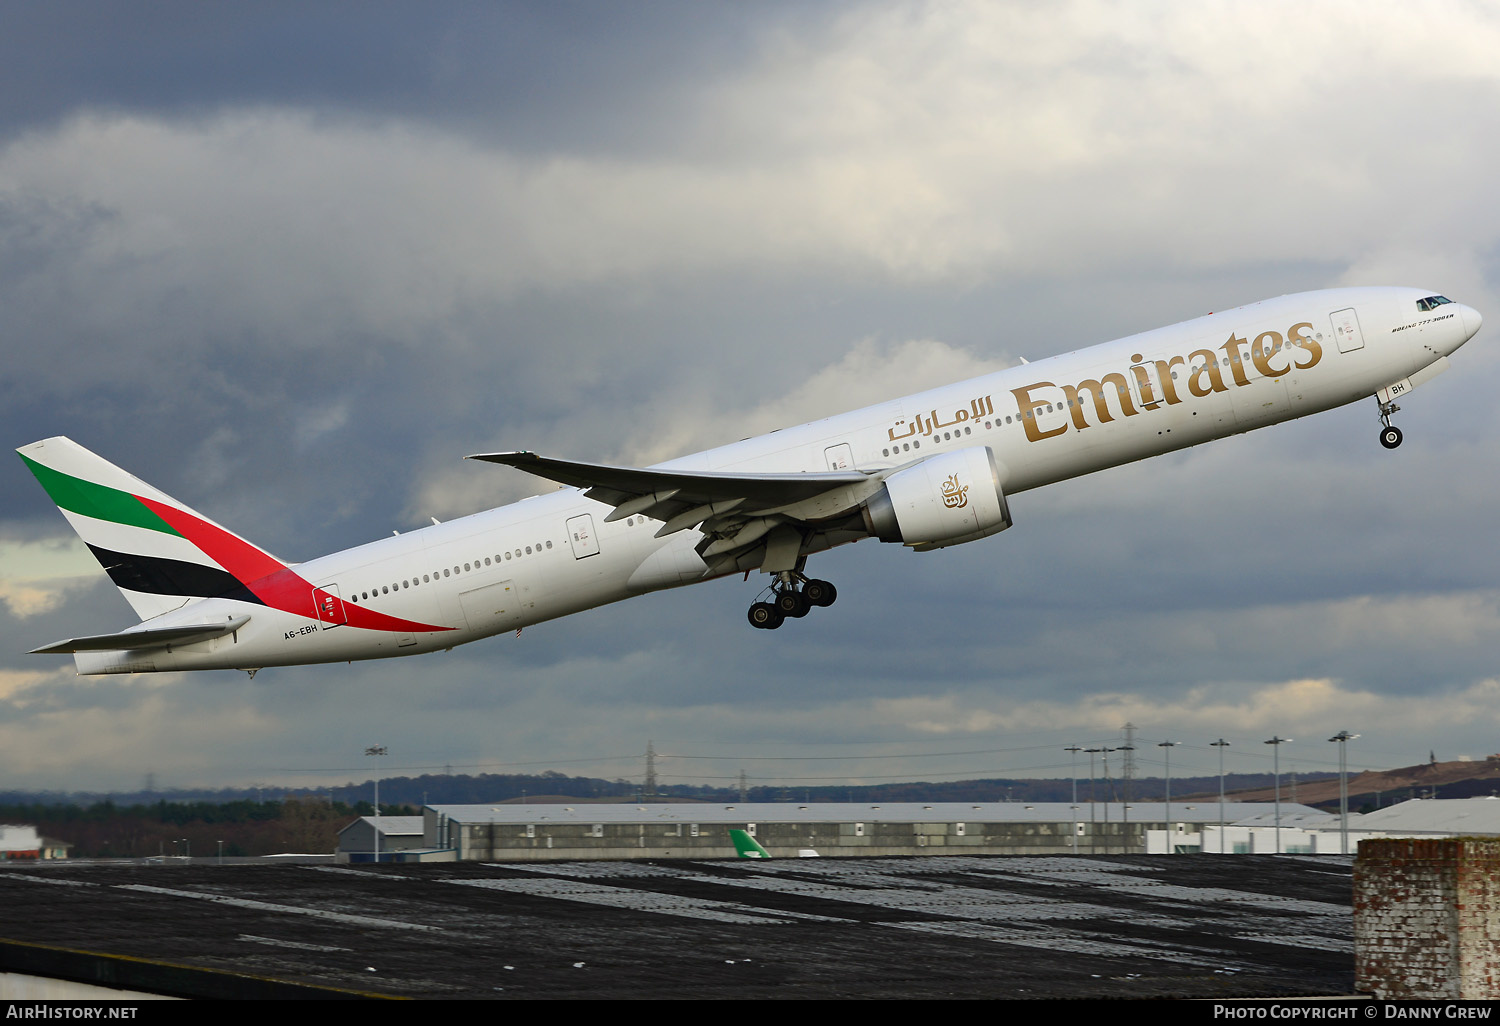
0,1,804,153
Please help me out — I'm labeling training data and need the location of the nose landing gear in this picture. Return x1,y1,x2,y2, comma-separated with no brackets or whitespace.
1378,399,1403,449
747,573,838,630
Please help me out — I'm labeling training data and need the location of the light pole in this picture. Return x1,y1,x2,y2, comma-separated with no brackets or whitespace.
1084,747,1105,853
1093,746,1126,853
1064,745,1082,805
1211,739,1231,853
1158,741,1178,853
1064,745,1083,854
1264,736,1290,853
1328,731,1360,855
365,745,387,863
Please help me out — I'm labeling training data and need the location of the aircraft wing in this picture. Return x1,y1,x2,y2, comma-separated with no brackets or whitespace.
467,451,881,571
31,616,252,654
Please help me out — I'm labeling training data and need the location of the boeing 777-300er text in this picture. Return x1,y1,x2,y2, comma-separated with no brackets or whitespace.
18,286,1482,675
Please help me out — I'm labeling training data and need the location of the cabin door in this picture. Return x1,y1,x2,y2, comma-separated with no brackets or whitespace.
1331,307,1365,353
314,583,347,629
566,514,600,559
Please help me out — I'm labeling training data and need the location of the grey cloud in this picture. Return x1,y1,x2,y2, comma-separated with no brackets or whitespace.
3,2,1499,792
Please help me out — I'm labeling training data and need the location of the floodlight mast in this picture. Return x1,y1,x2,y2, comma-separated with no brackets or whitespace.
365,745,387,862
1264,737,1291,853
1210,739,1231,853
1064,745,1083,853
1328,731,1360,856
1158,741,1179,853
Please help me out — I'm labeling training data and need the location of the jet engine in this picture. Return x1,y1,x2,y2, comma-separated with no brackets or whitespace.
861,446,1012,550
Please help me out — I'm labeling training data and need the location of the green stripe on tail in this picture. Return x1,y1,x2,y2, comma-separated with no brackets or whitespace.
19,454,181,536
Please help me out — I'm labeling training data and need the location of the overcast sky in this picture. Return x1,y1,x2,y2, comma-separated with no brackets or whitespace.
3,1,1499,797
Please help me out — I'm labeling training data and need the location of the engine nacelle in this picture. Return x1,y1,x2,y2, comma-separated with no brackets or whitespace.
861,446,1012,550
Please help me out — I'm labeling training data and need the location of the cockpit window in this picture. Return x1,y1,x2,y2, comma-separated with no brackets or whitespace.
1417,295,1453,312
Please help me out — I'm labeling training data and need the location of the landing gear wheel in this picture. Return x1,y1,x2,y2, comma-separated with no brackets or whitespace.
775,589,811,618
803,579,837,607
1379,426,1403,449
748,602,783,629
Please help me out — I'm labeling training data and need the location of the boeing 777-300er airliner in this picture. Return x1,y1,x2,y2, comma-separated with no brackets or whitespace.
18,286,1483,675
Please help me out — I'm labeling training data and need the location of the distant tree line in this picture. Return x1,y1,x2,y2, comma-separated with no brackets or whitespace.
2,770,1330,814
0,797,419,859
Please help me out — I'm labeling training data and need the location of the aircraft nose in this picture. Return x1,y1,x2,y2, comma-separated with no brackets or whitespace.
1462,304,1483,340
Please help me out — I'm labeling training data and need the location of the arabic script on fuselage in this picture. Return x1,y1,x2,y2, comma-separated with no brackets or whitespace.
887,396,995,443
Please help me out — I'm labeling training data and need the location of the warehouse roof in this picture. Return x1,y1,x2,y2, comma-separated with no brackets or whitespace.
1352,796,1500,835
426,801,1309,825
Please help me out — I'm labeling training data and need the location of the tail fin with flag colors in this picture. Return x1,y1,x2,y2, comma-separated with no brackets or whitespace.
17,436,287,621
730,829,771,859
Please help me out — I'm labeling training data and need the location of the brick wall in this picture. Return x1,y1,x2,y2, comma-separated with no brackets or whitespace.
1354,837,1500,999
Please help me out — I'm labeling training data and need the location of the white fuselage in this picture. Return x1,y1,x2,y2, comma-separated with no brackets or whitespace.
77,286,1479,673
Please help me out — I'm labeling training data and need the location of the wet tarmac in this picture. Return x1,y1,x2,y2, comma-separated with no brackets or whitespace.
0,854,1355,999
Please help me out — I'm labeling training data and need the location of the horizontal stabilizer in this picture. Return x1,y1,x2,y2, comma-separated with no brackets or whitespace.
32,616,252,654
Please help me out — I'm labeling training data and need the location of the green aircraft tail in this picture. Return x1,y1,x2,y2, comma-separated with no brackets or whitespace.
729,828,771,859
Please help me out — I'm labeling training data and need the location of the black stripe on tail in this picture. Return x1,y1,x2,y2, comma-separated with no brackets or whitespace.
86,545,263,605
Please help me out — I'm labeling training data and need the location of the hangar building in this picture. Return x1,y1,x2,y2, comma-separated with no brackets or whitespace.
408,800,1301,862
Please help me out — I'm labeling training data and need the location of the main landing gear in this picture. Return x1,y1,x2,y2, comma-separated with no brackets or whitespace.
1378,399,1403,450
747,573,838,630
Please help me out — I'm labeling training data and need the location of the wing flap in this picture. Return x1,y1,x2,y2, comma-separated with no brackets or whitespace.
468,451,882,564
468,451,870,510
32,616,252,654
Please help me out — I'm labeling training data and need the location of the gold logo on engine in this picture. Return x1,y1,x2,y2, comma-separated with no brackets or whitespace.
941,473,969,509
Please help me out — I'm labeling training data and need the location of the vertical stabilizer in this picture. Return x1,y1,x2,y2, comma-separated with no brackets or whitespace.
729,828,771,859
17,436,286,621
